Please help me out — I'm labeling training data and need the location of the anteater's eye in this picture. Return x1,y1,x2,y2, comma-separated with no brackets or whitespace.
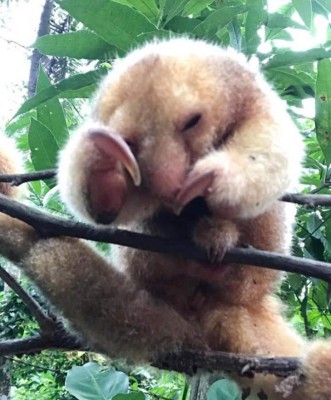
181,113,202,132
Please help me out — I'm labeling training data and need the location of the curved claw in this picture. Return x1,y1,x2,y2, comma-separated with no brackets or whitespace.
174,171,215,215
88,126,141,186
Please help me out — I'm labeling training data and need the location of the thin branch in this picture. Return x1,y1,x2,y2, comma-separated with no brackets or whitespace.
0,265,55,334
0,169,56,186
281,192,331,208
1,170,331,206
0,193,330,282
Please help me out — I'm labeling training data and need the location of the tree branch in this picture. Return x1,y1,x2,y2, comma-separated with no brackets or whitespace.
0,193,330,282
0,265,56,334
1,169,331,206
0,332,301,377
0,169,56,186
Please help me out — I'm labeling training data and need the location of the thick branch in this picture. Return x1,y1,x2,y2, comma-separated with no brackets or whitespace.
0,335,82,357
0,334,301,377
0,193,330,282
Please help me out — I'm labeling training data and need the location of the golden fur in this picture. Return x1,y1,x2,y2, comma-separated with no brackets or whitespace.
0,39,330,399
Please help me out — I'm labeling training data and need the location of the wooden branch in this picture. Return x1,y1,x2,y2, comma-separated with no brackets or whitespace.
281,192,331,208
0,265,56,334
154,350,301,377
0,193,330,282
0,332,301,378
0,169,56,186
1,169,331,207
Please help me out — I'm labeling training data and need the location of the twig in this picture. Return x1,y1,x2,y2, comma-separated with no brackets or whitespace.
0,193,330,282
0,265,55,334
0,169,56,186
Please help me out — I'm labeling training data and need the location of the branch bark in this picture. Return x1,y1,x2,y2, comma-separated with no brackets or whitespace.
0,333,301,378
0,193,330,282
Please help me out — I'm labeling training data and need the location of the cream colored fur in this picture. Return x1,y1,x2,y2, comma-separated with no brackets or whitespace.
0,39,329,399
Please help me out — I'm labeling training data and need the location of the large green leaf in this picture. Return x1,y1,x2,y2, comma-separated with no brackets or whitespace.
59,0,156,52
160,0,187,24
245,0,267,54
316,0,331,12
65,363,129,400
14,68,108,118
36,67,68,148
34,30,115,60
266,67,315,98
316,59,331,165
292,0,312,29
264,47,331,69
112,0,159,23
267,13,306,29
165,16,200,33
193,5,246,38
28,119,60,171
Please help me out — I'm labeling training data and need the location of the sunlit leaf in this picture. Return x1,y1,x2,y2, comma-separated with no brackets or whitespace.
14,68,108,118
264,48,331,69
193,5,246,38
65,363,129,400
245,0,267,54
34,31,115,60
182,0,215,16
28,119,59,171
36,67,68,148
292,0,312,29
59,0,156,52
112,0,159,23
316,59,331,164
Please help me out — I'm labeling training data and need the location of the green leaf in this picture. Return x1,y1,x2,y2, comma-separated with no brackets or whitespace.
182,0,215,16
14,68,108,118
267,13,306,29
316,59,331,165
65,363,129,400
316,0,331,12
292,0,312,29
193,5,246,38
165,16,200,33
28,119,60,171
113,393,145,400
245,0,267,54
265,67,314,98
113,0,159,23
161,0,187,24
207,379,241,400
59,0,156,52
264,47,331,69
36,67,68,148
34,31,115,60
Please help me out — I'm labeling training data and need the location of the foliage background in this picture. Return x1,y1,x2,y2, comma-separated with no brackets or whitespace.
1,0,331,399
